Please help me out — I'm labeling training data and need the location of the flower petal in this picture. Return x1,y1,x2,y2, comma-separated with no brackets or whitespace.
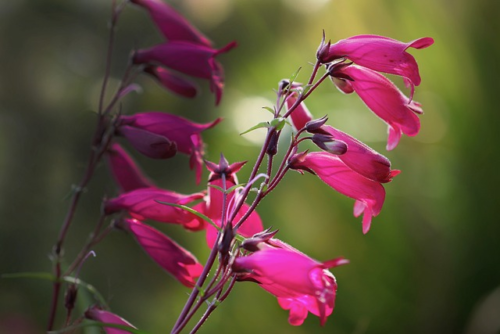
325,35,434,86
130,0,212,47
122,219,203,287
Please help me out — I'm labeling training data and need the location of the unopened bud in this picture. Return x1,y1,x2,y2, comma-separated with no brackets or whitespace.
266,130,279,156
241,228,279,252
312,134,347,155
218,223,235,267
64,284,78,312
316,31,332,63
305,115,329,134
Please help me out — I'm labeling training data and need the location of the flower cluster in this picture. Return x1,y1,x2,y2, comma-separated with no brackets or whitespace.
44,1,433,332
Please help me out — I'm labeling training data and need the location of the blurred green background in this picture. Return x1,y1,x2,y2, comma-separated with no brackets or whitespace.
1,0,499,333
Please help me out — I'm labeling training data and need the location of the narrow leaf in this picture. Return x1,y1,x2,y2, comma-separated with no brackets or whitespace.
240,121,270,135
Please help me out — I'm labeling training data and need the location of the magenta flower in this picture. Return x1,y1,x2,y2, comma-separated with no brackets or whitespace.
143,65,199,98
130,0,212,47
289,151,385,233
119,218,203,287
118,112,222,184
106,142,156,192
233,237,348,326
330,64,423,150
321,126,400,183
133,41,237,105
104,188,204,230
321,35,434,87
85,306,136,334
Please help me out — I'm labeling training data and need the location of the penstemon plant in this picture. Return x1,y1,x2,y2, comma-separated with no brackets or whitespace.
11,0,433,333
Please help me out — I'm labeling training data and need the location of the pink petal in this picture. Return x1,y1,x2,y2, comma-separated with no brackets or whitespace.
334,65,421,150
123,219,203,287
85,307,136,334
106,143,156,192
130,0,212,47
277,297,309,326
117,125,177,159
120,112,221,155
322,126,397,183
104,188,204,229
144,65,199,98
325,35,434,86
290,152,385,232
133,41,236,80
286,92,313,131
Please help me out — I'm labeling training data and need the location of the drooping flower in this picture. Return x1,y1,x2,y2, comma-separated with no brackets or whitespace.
85,306,136,334
233,237,348,326
320,35,434,87
186,155,264,247
118,218,203,287
320,126,400,183
133,41,237,105
130,0,212,47
106,142,156,192
143,65,199,98
289,151,385,233
117,112,222,183
330,64,423,150
104,188,204,230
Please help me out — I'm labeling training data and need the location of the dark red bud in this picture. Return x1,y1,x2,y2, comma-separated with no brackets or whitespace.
266,130,279,156
218,223,235,267
305,115,329,134
241,228,279,252
316,31,332,63
64,284,78,312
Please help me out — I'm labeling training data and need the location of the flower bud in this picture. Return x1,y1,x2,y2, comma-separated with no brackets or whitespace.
305,115,329,134
64,284,78,312
241,228,279,252
266,130,279,156
312,134,348,155
316,31,332,63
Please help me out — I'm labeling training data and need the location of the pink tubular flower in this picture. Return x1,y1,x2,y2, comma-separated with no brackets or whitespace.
331,64,423,150
130,0,212,47
285,91,313,131
85,306,136,334
106,142,156,192
321,126,400,183
234,237,348,326
133,41,237,105
144,65,199,98
119,219,203,287
104,188,204,230
118,112,222,184
186,155,263,247
321,35,434,87
289,151,385,233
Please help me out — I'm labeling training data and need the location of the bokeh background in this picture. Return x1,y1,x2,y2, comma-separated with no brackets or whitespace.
1,0,499,333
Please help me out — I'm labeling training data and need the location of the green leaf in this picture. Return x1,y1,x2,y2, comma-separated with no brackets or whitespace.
208,183,245,194
270,117,286,131
288,67,302,87
47,320,151,334
239,121,270,135
156,201,220,231
262,106,275,115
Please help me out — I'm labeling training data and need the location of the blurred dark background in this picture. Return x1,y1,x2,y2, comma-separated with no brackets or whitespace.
1,0,499,333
